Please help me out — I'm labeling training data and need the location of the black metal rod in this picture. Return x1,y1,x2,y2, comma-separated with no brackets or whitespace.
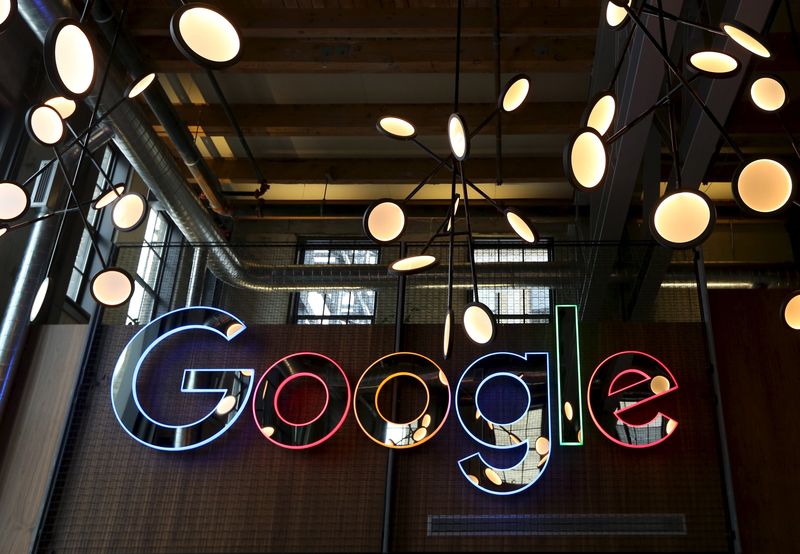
641,4,727,36
458,160,479,301
778,114,800,161
608,26,637,90
52,148,108,268
447,172,456,312
467,181,505,213
606,77,695,144
656,0,682,189
468,107,499,138
692,246,743,554
404,159,448,201
381,240,406,554
420,202,458,255
5,200,96,233
454,0,462,112
493,0,502,187
411,138,452,169
624,5,746,160
205,69,269,193
65,123,122,196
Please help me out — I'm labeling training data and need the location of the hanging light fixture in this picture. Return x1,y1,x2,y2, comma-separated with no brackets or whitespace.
448,113,469,161
44,18,96,98
367,2,534,349
0,0,16,34
749,75,786,112
732,159,794,216
90,267,134,307
111,192,148,232
92,184,127,210
499,74,531,113
605,0,632,30
125,72,157,99
650,189,716,249
170,3,242,69
564,128,608,191
29,277,50,322
781,291,800,330
582,91,616,136
377,117,417,140
463,302,496,345
0,225,7,238
389,255,439,275
721,20,772,58
0,181,29,222
364,199,406,244
25,104,65,146
686,50,740,77
44,96,77,119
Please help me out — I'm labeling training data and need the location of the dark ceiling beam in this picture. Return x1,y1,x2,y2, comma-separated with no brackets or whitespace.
196,155,746,185
136,35,596,73
157,102,583,136
627,0,780,321
126,7,598,38
580,0,687,319
158,100,798,138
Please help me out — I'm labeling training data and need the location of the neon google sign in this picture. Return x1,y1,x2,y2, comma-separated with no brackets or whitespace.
111,306,680,496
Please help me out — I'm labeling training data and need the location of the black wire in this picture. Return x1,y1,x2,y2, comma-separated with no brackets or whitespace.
454,0,462,112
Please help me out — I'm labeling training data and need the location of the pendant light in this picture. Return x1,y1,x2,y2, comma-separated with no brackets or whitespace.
749,76,787,112
92,184,127,210
686,50,740,77
364,199,406,244
732,159,794,216
781,291,800,330
564,127,608,191
90,267,134,307
0,181,29,222
442,309,454,360
44,96,77,119
25,104,65,146
111,192,148,232
125,72,157,99
448,113,469,161
170,3,242,69
0,0,16,34
504,208,538,244
388,255,438,276
463,302,496,345
377,117,417,140
44,18,96,98
582,91,616,136
29,277,50,322
606,0,632,30
499,74,531,113
650,189,716,249
721,20,772,58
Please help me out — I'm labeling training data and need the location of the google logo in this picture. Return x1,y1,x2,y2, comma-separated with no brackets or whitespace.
111,306,680,496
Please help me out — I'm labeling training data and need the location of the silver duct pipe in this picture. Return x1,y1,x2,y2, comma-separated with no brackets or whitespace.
186,246,208,306
18,0,279,291
0,125,114,422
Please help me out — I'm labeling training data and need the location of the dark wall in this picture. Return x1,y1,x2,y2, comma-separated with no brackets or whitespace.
38,321,729,552
710,290,800,554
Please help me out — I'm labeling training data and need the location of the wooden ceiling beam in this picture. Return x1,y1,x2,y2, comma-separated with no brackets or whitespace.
136,35,595,73
126,7,599,38
196,155,743,185
154,102,584,136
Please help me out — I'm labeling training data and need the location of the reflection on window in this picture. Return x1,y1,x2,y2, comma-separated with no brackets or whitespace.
615,401,667,446
474,241,551,324
67,147,113,301
126,209,169,324
294,244,378,325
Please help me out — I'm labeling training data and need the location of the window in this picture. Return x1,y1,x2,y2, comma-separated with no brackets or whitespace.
293,244,379,325
67,148,114,301
475,240,552,324
126,209,170,324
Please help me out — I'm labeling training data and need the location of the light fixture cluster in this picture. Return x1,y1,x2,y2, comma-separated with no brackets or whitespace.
566,1,796,252
365,2,537,356
0,3,157,320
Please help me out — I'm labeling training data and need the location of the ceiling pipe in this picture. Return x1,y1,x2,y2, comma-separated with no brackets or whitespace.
17,0,285,291
90,0,230,216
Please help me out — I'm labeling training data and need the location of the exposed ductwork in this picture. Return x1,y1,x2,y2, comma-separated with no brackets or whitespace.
17,0,281,291
0,124,113,422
